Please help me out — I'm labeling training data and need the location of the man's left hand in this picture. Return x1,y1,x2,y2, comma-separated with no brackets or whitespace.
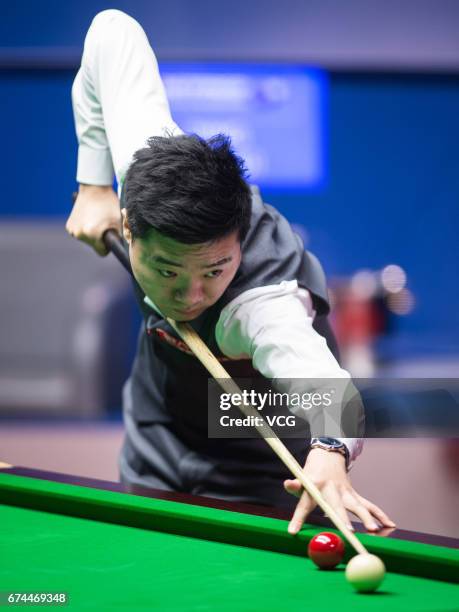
284,448,396,534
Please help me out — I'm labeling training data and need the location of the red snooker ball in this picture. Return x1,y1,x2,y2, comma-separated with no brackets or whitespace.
308,532,345,569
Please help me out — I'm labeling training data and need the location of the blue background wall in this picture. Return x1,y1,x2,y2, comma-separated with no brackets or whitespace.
1,1,458,358
3,0,459,69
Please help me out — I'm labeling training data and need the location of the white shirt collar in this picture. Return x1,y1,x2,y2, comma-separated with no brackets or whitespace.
144,295,164,317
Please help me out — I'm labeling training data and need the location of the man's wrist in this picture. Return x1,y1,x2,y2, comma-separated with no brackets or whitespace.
310,437,350,470
79,184,113,193
308,447,347,470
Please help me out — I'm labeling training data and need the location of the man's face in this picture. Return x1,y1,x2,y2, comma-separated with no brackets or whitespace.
122,210,242,321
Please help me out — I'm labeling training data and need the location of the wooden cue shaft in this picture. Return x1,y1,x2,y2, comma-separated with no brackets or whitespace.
167,318,367,555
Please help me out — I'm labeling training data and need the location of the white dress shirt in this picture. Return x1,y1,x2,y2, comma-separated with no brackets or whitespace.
72,9,182,186
73,9,363,465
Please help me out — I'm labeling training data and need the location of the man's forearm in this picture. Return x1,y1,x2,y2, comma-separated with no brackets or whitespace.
216,281,364,465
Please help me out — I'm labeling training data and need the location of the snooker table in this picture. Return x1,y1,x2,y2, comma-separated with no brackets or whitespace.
0,466,458,611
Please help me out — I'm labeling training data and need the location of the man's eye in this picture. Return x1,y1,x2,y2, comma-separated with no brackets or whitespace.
205,270,223,278
157,269,177,278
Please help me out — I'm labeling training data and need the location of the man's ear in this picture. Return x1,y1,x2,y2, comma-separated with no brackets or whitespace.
121,208,132,244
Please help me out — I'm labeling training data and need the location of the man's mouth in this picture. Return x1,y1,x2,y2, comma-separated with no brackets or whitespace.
173,306,202,316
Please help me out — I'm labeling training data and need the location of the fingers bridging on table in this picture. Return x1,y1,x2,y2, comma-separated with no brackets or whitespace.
288,489,316,534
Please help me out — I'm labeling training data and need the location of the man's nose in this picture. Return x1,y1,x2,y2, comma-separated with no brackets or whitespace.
174,282,204,305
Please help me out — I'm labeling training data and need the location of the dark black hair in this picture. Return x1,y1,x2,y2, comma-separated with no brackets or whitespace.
124,133,252,244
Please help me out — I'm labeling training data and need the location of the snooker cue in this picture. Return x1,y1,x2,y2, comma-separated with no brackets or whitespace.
100,228,367,556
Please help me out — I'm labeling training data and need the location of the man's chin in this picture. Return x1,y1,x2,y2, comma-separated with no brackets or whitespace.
170,314,197,322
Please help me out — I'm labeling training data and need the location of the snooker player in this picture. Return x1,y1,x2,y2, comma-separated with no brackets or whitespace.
66,10,395,535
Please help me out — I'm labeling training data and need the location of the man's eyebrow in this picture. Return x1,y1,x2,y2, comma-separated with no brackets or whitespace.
203,256,233,268
151,255,233,268
152,256,182,267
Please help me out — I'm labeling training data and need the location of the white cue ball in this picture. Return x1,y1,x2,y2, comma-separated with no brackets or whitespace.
345,554,386,593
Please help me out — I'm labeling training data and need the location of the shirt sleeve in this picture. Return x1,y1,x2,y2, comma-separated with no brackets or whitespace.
71,9,183,187
215,280,363,466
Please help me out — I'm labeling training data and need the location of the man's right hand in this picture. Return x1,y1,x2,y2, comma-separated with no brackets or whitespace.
65,184,122,256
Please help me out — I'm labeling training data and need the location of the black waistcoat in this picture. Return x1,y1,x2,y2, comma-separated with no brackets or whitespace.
122,185,338,462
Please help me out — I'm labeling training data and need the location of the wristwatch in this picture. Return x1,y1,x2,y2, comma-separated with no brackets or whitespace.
310,437,350,470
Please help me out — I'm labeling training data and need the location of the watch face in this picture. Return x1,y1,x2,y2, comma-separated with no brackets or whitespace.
319,437,342,448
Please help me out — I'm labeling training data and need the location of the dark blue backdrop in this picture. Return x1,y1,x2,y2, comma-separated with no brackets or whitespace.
266,73,459,356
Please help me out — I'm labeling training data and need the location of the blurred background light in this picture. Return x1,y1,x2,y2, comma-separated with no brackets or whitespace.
387,288,415,316
381,264,407,294
350,270,378,300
